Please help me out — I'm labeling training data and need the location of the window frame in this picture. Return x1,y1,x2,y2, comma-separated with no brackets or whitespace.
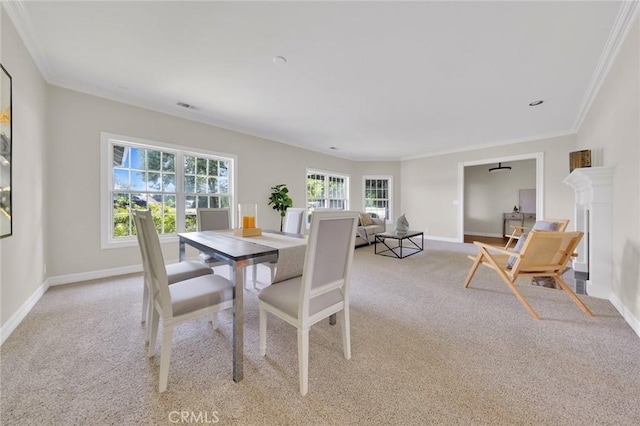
363,175,393,223
100,132,236,249
305,168,350,226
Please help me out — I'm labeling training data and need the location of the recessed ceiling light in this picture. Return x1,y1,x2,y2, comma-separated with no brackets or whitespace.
330,146,338,150
529,100,544,106
273,56,287,65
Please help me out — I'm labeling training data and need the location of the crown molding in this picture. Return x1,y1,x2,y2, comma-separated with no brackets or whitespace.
573,0,639,132
2,0,54,80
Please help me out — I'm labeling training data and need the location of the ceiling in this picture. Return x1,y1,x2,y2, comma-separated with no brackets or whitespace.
4,1,636,161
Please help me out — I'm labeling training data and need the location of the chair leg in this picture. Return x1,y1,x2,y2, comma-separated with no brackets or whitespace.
148,306,160,357
496,273,541,320
464,253,483,288
141,280,149,323
341,308,351,360
298,327,309,396
554,276,594,317
259,308,267,356
159,325,174,393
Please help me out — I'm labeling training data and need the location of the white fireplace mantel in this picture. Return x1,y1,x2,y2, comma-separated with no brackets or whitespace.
563,167,614,299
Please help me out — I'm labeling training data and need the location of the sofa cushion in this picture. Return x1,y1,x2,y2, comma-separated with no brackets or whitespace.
360,212,373,226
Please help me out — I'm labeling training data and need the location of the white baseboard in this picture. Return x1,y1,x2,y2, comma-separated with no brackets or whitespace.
464,232,504,238
48,264,143,286
425,235,460,243
1,279,50,346
609,292,640,339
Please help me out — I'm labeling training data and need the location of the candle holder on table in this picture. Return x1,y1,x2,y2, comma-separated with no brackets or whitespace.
234,203,262,237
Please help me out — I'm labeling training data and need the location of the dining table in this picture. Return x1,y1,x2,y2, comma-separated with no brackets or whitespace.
177,229,307,383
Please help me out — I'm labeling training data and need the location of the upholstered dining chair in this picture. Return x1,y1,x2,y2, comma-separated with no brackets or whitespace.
251,207,306,289
133,210,213,330
196,208,231,268
258,210,359,395
136,208,234,392
464,230,593,320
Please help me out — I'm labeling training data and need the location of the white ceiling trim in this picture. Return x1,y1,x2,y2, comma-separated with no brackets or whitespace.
2,0,54,81
573,0,640,132
400,130,575,162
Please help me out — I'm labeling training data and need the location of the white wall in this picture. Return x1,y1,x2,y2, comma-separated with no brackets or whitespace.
401,134,577,241
576,17,639,328
0,8,48,327
464,159,536,236
45,86,361,278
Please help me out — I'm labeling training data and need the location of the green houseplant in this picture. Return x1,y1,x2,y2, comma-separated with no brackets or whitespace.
268,184,293,231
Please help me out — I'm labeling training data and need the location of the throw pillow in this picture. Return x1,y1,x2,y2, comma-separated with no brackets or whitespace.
360,212,373,226
532,220,561,231
506,232,528,269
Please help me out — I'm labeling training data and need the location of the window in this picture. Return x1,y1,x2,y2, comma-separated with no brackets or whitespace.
363,176,393,222
306,169,349,224
101,133,235,248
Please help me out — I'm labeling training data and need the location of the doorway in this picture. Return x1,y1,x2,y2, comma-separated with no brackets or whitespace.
457,152,544,243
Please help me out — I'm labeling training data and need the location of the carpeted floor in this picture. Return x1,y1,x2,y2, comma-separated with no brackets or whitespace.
1,240,639,425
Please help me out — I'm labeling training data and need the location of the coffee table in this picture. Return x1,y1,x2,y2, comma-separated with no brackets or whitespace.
375,230,424,259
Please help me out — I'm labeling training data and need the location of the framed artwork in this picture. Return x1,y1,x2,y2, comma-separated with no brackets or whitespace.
1,63,12,238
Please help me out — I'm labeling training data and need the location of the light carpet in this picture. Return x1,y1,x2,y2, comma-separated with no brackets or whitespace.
1,240,639,425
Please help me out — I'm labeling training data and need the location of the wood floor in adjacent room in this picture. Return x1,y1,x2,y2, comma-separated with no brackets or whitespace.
463,235,508,246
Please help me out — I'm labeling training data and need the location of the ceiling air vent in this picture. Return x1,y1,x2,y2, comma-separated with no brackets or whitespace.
177,102,194,109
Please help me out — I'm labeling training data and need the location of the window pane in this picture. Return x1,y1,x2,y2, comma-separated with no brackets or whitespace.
185,195,195,210
185,156,196,174
218,178,229,193
163,196,176,233
219,162,228,177
162,173,175,192
131,171,145,191
197,196,208,208
208,160,218,176
130,147,145,170
196,176,207,193
147,150,161,171
197,158,207,175
208,177,217,193
210,197,219,208
162,152,175,172
219,197,229,208
113,169,130,190
184,176,195,193
185,213,197,232
148,172,161,191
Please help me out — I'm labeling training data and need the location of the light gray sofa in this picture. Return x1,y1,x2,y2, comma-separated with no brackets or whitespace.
355,214,386,247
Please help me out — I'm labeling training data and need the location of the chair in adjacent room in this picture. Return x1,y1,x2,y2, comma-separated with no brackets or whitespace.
258,210,359,395
136,208,234,392
464,230,594,320
133,210,213,330
250,207,306,289
196,208,231,269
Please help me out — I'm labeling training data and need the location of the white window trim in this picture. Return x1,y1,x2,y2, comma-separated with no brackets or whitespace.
362,175,394,223
100,132,237,249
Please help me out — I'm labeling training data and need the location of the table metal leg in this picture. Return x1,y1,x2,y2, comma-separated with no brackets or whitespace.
178,239,186,262
231,263,244,382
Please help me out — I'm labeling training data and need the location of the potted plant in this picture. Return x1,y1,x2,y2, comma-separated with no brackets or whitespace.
268,184,293,231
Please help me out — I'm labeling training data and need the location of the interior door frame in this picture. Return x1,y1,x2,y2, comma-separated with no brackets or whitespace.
457,152,544,242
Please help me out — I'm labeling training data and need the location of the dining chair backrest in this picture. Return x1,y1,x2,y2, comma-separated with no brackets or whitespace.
133,209,152,286
298,210,359,321
283,208,305,234
136,209,173,318
197,208,230,231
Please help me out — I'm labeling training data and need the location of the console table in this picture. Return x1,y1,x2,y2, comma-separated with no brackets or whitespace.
502,212,536,237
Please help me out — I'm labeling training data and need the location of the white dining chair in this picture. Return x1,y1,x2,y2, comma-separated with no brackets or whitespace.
196,208,231,268
250,207,306,289
133,210,213,331
258,210,359,395
136,208,234,392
